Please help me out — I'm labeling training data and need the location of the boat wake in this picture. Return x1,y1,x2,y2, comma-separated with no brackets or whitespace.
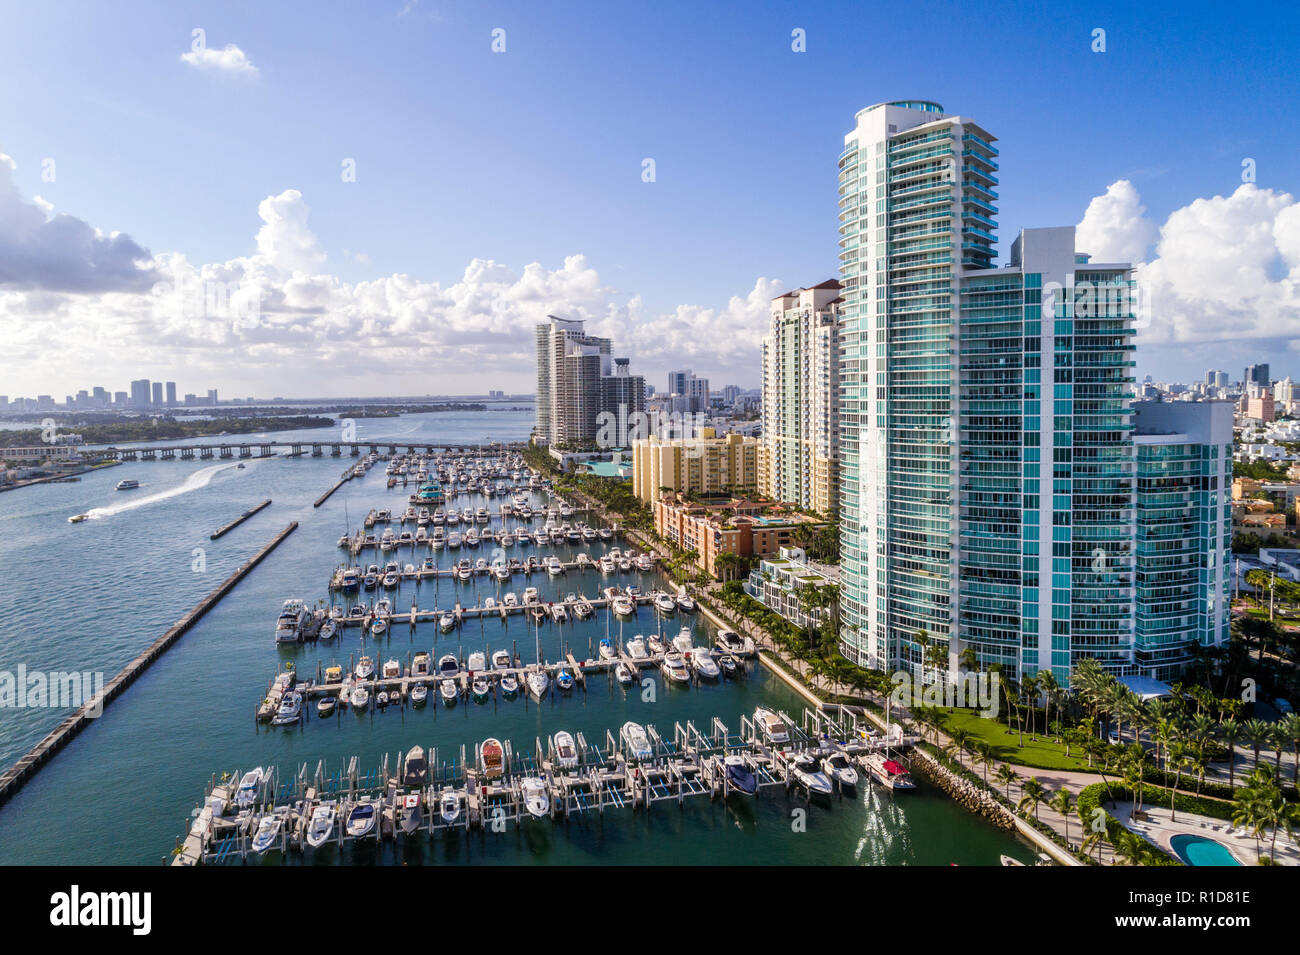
81,462,248,520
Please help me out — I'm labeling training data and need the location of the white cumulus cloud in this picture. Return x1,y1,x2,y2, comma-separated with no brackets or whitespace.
180,43,258,75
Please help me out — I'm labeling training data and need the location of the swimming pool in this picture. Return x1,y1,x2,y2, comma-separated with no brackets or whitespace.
1170,833,1241,866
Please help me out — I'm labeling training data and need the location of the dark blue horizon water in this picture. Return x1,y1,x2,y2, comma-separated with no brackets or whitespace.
0,409,1032,865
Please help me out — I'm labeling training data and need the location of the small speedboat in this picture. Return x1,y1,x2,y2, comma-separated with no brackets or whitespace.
440,678,458,705
614,662,634,687
611,596,635,617
754,707,789,744
654,592,676,614
438,612,456,633
370,618,387,637
521,777,550,819
647,634,667,654
553,730,579,770
718,654,739,679
350,684,370,710
791,754,833,797
272,691,303,726
410,682,428,706
499,674,519,698
467,651,486,672
822,752,859,789
480,738,505,778
318,619,338,641
492,649,512,670
235,768,265,808
306,803,336,847
723,754,757,796
621,721,652,760
439,790,462,825
675,593,696,613
317,695,337,718
346,801,376,838
472,677,490,703
251,813,283,855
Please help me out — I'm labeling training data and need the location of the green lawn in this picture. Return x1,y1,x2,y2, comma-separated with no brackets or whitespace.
937,707,1097,772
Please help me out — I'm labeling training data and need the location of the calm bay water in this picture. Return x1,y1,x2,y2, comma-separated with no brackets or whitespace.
0,409,1030,865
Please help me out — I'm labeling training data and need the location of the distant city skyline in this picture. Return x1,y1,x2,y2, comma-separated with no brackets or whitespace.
2,4,1298,396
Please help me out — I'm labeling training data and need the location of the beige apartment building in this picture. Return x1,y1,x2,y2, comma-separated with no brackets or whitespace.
631,429,759,503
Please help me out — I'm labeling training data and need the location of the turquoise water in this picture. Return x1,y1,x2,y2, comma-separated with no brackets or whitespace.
0,409,1032,865
1170,833,1241,867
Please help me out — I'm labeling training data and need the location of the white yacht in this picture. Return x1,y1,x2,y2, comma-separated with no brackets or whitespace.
690,647,720,680
661,651,690,684
653,592,676,614
626,635,648,660
672,629,694,653
306,802,336,848
274,599,308,644
621,721,652,760
821,752,860,789
251,812,284,855
790,753,833,797
552,730,579,770
235,767,265,808
520,777,550,819
754,707,790,744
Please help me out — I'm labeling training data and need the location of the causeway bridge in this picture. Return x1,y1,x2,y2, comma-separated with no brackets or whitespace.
104,440,527,462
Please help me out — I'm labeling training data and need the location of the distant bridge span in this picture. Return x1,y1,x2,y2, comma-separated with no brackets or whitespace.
104,440,528,462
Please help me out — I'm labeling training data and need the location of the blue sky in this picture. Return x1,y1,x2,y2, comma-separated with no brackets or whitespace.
1,0,1298,397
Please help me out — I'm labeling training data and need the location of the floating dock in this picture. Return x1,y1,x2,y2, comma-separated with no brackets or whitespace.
175,706,917,865
211,499,272,539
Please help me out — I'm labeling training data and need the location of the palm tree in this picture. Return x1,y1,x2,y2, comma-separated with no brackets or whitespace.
1080,831,1105,864
1050,789,1074,844
1112,829,1147,866
994,763,1018,801
1219,718,1241,791
1243,718,1273,768
1281,712,1300,786
944,728,972,768
1038,670,1060,740
1021,674,1040,738
1166,744,1190,822
972,740,995,784
1018,776,1047,822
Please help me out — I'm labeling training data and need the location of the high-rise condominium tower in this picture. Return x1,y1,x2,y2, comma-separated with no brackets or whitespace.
535,316,645,447
759,280,842,515
836,101,1226,686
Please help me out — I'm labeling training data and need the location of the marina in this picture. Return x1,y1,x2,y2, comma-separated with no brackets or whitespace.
175,706,918,864
0,410,1035,866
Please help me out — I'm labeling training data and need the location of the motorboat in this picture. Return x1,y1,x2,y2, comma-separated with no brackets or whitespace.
620,721,652,760
598,637,617,661
499,674,518,698
614,662,634,686
492,649,512,669
552,730,579,770
611,595,635,617
317,695,337,718
411,652,431,677
502,592,519,608
439,612,456,632
275,598,308,644
472,677,490,702
551,603,569,623
675,593,696,613
822,752,859,789
718,654,739,678
349,684,370,710
354,656,376,680
115,479,139,490
251,812,284,855
646,633,667,654
382,658,401,679
716,629,754,656
318,619,337,642
754,707,790,744
521,777,550,819
672,628,694,653
306,802,336,847
522,587,539,604
410,682,428,706
493,563,511,582
272,691,303,726
437,654,458,677
790,753,833,797
661,651,690,684
626,635,648,660
439,790,462,825
654,592,676,614
723,754,758,796
546,556,564,576
370,617,387,637
862,754,916,790
467,651,486,672
574,597,594,619
345,800,377,838
479,738,505,779
440,679,458,705
690,647,720,681
235,768,265,808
